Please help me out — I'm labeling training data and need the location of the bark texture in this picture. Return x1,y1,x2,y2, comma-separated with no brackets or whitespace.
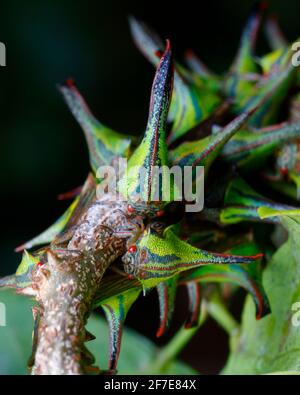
31,193,143,374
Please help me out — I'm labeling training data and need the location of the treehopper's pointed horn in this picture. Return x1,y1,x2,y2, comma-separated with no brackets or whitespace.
101,289,140,371
265,14,288,50
129,15,163,66
156,277,177,337
147,39,173,135
59,78,95,126
184,49,215,78
171,104,259,172
185,282,202,328
59,80,132,171
245,1,267,47
180,259,270,320
235,1,266,64
120,40,173,211
194,251,264,265
142,39,174,203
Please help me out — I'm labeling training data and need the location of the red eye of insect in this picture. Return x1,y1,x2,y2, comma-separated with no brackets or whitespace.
37,261,44,267
280,167,288,176
127,205,135,214
128,245,137,253
156,210,165,217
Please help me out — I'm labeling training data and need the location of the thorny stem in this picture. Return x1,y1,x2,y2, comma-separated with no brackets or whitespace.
30,193,143,375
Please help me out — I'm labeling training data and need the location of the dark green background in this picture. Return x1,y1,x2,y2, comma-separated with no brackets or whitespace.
0,0,299,373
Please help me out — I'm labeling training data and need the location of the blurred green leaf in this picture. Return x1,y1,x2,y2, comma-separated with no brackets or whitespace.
86,313,197,375
0,289,34,375
223,216,300,374
0,289,196,375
